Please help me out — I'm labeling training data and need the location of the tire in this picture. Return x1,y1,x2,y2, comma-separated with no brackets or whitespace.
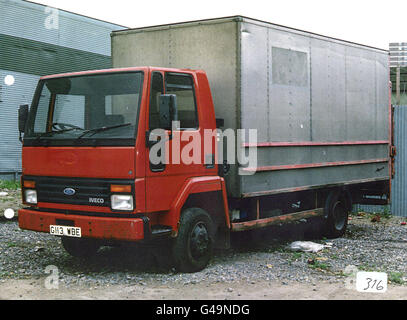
323,191,349,239
61,237,100,258
303,217,325,240
172,208,214,273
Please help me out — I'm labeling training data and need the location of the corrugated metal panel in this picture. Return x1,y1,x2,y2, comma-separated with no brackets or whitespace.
390,105,407,217
355,105,407,217
0,0,123,56
353,204,390,214
0,70,40,173
0,33,113,76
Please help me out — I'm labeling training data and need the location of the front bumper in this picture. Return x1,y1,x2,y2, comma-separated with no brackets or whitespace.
18,208,146,241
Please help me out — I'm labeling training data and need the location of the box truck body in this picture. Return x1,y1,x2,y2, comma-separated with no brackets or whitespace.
111,16,391,199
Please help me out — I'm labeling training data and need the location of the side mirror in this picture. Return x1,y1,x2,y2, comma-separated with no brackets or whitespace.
216,118,225,128
18,104,29,133
158,94,178,130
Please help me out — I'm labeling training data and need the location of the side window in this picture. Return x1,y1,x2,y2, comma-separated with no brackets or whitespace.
149,72,164,130
166,73,198,129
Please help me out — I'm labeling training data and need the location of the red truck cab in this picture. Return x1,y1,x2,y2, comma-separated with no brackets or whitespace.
18,67,229,272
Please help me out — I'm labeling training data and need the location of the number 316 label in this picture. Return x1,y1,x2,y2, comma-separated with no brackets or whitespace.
356,272,387,293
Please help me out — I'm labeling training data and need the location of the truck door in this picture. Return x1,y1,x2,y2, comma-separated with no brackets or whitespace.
145,71,205,213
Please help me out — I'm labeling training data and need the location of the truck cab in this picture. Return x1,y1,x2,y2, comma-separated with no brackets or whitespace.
18,67,229,272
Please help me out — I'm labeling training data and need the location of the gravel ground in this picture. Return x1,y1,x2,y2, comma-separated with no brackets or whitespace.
1,188,407,298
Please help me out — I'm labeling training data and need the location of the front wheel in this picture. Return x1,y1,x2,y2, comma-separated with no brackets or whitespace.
172,208,214,273
61,237,100,258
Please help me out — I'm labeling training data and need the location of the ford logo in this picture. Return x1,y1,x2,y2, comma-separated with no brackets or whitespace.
63,188,76,196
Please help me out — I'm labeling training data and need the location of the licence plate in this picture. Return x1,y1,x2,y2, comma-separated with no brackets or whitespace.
50,225,81,238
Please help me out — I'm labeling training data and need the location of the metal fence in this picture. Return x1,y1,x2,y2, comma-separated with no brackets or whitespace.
389,105,407,217
355,105,407,217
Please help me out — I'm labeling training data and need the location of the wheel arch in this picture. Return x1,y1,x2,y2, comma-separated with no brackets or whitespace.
161,176,230,236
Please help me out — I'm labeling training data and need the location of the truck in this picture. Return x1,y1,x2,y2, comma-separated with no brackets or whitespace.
18,16,393,272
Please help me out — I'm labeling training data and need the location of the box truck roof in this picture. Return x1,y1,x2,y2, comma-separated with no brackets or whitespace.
111,15,388,53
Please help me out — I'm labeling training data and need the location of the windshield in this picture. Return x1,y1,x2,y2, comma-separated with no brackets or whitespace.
25,72,144,145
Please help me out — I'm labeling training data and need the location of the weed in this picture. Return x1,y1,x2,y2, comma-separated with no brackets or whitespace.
358,264,379,272
388,272,404,285
290,252,303,261
0,180,20,190
309,259,330,271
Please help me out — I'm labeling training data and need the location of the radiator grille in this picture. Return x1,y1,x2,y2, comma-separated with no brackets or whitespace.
24,176,133,207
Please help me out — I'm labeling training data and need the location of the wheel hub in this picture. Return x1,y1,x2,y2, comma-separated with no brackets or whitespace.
190,222,209,259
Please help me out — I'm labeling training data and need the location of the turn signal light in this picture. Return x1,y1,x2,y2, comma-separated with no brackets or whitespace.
23,180,36,188
110,185,131,193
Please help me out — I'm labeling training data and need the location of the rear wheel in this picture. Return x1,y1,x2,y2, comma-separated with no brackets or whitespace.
324,191,349,238
172,208,214,273
61,237,100,258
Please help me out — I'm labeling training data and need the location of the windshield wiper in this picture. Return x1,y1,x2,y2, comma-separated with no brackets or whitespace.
35,128,82,141
76,123,131,140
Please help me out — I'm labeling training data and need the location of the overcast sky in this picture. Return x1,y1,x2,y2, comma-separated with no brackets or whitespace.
31,0,405,50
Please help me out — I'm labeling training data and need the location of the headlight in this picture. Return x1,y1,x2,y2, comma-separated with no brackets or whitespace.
24,189,37,204
111,194,133,211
